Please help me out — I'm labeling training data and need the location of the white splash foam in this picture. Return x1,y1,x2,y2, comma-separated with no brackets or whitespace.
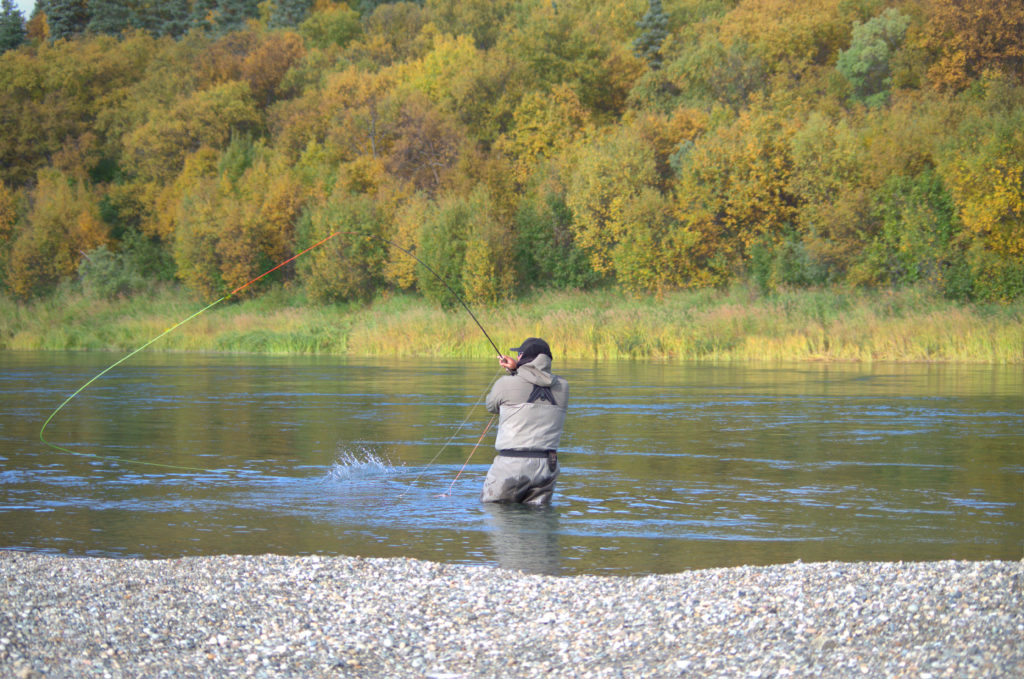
325,446,397,482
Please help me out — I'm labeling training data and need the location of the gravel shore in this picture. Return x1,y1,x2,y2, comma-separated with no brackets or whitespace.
1,551,1021,678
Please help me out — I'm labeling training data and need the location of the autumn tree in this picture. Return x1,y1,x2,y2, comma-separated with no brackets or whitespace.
495,83,591,185
718,0,864,76
425,0,515,51
565,124,661,281
673,104,800,286
386,93,462,196
298,1,361,49
923,0,1024,92
7,169,108,297
297,190,387,302
240,31,305,107
122,80,261,184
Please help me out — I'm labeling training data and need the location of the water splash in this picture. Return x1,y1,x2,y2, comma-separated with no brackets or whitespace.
325,447,397,482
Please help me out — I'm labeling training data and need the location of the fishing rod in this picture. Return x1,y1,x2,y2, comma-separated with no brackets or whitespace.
39,228,506,474
379,237,503,359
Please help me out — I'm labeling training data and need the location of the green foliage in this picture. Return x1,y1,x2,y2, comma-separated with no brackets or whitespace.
858,169,957,287
837,8,909,107
135,0,191,38
78,244,146,298
269,0,313,28
43,0,91,41
87,0,133,36
415,192,477,309
211,0,260,35
298,2,360,48
750,229,828,294
513,191,598,291
633,0,669,70
297,191,387,303
0,0,26,52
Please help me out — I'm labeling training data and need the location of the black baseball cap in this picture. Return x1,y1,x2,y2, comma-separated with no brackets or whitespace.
510,337,551,359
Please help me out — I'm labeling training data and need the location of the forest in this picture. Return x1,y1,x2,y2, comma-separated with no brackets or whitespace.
0,0,1022,314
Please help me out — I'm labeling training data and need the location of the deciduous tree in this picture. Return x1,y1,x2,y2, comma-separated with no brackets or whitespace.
7,169,108,297
837,8,910,106
923,0,1024,91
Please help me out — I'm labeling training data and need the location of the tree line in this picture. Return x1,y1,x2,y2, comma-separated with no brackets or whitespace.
0,0,1022,307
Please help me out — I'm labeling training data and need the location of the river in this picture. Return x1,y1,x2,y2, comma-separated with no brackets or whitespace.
1,352,1021,575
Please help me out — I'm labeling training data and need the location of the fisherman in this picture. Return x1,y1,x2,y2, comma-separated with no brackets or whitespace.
481,337,569,504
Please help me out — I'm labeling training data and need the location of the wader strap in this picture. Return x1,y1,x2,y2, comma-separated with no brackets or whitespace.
527,385,557,406
499,449,555,459
547,450,557,472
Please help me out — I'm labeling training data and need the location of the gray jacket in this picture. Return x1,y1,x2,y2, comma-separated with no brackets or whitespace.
486,354,569,452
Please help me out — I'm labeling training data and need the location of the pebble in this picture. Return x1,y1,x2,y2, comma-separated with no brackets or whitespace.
0,552,1021,678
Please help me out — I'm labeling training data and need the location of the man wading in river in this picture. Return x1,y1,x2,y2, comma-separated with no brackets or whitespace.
481,338,569,504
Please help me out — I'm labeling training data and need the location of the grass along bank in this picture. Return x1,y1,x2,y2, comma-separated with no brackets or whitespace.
1,284,1021,363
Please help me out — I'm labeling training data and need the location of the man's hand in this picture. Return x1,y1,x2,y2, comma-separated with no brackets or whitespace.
498,355,517,373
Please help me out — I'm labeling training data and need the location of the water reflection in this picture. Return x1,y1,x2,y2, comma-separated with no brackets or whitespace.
481,503,562,575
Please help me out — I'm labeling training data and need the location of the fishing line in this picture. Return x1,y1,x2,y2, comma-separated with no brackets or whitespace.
397,367,505,499
437,413,496,498
38,229,506,478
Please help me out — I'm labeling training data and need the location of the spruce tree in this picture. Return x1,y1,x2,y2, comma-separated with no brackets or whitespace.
87,0,133,36
136,0,191,38
190,0,218,33
213,0,259,34
0,0,26,52
633,0,668,70
44,0,91,41
269,0,313,29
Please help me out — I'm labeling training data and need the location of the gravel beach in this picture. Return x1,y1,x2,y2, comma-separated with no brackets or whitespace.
1,552,1021,678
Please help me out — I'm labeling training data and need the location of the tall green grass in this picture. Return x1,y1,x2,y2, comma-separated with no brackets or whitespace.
1,284,1021,363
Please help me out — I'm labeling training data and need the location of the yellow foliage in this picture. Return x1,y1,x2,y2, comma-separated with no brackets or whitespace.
922,0,1024,91
673,105,799,280
240,31,306,106
150,147,221,241
122,81,260,182
951,159,1024,258
495,83,591,184
565,124,659,275
0,182,16,244
384,193,430,290
7,170,108,297
719,0,851,72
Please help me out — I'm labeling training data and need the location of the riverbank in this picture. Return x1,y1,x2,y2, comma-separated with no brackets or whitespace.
1,552,1021,678
2,284,1022,362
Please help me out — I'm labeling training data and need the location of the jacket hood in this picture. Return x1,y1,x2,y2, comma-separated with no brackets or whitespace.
517,354,555,387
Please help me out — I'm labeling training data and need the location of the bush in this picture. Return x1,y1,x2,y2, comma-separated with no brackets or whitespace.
750,230,828,293
78,245,146,299
513,192,598,291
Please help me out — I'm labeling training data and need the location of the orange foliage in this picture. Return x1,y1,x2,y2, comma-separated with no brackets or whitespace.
923,0,1024,91
7,170,108,297
241,32,306,107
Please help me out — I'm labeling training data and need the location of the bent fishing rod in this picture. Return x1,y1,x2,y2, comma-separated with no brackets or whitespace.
376,236,503,360
39,228,506,473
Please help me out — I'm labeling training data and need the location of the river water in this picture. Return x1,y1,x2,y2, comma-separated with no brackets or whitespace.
1,352,1021,575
